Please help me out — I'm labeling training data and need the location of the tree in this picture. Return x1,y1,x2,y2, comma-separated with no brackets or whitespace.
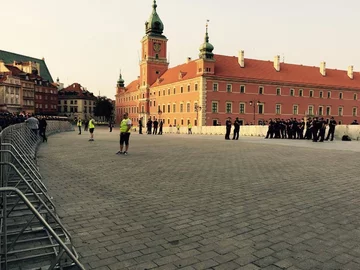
94,97,114,121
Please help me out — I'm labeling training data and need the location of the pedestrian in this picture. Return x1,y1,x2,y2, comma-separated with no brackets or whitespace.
325,117,337,141
88,117,95,141
116,112,132,156
25,114,39,137
147,119,152,134
232,117,240,140
109,120,113,132
77,118,82,135
153,119,158,135
312,117,319,142
188,122,192,134
84,119,89,132
139,117,143,134
176,124,180,134
225,117,232,140
158,120,163,135
39,116,48,142
318,117,326,142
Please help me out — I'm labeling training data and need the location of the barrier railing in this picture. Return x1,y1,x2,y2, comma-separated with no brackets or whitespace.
0,121,85,269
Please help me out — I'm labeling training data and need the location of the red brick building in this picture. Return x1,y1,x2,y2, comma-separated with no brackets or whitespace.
116,1,360,126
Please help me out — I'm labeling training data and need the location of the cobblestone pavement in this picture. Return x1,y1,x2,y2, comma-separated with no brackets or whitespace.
37,128,360,270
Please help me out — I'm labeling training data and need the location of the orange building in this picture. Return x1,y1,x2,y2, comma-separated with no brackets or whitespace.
116,1,360,126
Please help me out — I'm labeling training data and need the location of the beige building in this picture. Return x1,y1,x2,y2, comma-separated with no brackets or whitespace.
58,82,96,120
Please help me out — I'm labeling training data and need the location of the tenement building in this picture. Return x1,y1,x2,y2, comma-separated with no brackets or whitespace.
0,51,58,115
57,82,96,120
115,1,360,126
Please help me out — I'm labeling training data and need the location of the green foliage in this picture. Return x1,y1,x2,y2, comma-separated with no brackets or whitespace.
94,97,114,121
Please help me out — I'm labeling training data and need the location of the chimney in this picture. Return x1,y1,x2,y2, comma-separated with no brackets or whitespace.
348,65,354,79
320,62,326,76
274,55,280,72
238,50,245,68
186,57,192,64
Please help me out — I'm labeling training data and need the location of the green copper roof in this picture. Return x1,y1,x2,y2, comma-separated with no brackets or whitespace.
117,71,125,87
0,50,54,82
199,23,214,59
145,0,164,36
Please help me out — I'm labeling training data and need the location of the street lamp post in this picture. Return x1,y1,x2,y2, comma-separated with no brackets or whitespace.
194,104,202,126
249,100,261,124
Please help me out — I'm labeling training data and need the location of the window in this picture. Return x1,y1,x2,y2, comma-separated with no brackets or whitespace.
326,106,331,116
290,89,294,96
194,119,197,126
158,105,161,112
174,119,177,125
186,103,190,112
338,107,343,116
212,102,218,113
293,105,298,115
259,86,264,95
70,100,73,104
319,91,323,98
327,91,331,98
180,103,184,112
153,101,156,106
168,89,170,95
339,92,343,99
276,88,281,96
353,107,357,117
212,119,218,126
173,104,176,113
226,102,232,113
339,120,342,125
155,54,159,59
162,105,165,113
309,90,314,97
158,91,160,96
213,83,218,92
258,104,264,114
299,89,303,97
308,105,314,115
167,104,171,113
226,84,232,93
239,103,245,114
319,106,323,116
141,105,144,112
275,104,281,114
180,87,183,93
354,94,358,100
187,85,190,92
173,88,176,94
240,85,245,93
163,90,166,96
195,84,198,91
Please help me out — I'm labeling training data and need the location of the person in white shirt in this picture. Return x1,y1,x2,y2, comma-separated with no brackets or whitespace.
25,115,39,136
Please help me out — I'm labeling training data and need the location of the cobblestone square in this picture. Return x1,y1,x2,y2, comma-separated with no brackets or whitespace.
38,129,360,270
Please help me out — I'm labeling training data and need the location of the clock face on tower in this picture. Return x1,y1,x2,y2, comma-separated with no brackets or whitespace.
153,42,161,52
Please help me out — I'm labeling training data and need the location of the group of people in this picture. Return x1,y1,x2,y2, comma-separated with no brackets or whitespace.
138,118,164,135
24,115,48,142
76,118,96,141
263,117,357,142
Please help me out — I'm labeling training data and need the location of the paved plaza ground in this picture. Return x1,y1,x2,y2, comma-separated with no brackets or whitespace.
37,128,360,270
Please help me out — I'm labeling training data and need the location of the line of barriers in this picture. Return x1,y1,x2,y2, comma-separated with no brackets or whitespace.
0,121,86,269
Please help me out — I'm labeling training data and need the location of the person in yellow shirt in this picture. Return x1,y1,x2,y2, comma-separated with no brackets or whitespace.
77,118,82,135
117,112,132,155
88,117,95,141
188,123,192,134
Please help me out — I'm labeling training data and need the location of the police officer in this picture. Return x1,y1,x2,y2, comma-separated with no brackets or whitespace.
312,117,319,142
318,117,326,142
265,118,274,139
225,117,232,140
232,117,241,140
88,117,95,141
138,117,143,134
325,117,337,141
77,118,82,135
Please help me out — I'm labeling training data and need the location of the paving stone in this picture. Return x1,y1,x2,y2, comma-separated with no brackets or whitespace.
37,130,360,270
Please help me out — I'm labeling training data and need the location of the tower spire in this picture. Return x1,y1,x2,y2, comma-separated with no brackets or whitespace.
152,0,157,10
117,69,125,88
199,19,214,60
145,0,164,36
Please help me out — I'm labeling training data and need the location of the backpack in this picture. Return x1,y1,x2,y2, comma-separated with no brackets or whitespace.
342,135,352,141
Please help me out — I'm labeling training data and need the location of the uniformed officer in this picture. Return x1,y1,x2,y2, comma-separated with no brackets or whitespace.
325,117,337,141
225,117,232,140
88,117,95,141
318,117,326,142
312,117,319,142
232,117,241,140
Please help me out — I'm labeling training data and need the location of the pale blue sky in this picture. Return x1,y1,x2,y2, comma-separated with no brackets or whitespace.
2,0,359,98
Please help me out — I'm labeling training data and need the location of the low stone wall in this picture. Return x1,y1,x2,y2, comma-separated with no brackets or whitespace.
161,125,360,140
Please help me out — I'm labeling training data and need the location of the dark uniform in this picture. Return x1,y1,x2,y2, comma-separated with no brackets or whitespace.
318,118,326,142
158,120,163,135
138,118,143,134
232,118,241,140
325,118,337,141
225,118,232,140
312,117,320,142
298,120,305,139
265,119,274,139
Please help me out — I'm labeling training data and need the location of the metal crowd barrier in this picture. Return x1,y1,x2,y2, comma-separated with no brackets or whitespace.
0,121,85,270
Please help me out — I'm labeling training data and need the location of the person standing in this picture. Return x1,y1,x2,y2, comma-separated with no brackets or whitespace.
225,117,232,140
325,117,337,141
109,120,113,132
147,119,152,134
117,112,132,155
188,122,192,134
312,117,319,142
153,119,159,135
176,124,180,134
84,119,89,132
232,117,240,140
77,118,82,135
39,117,48,142
88,117,95,141
138,118,143,134
158,120,163,135
318,117,326,142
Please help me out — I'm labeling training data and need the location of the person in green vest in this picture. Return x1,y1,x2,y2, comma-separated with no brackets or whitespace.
88,117,95,141
117,112,132,155
77,118,82,135
188,122,192,134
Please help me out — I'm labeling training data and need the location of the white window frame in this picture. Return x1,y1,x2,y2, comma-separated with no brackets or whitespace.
226,102,232,113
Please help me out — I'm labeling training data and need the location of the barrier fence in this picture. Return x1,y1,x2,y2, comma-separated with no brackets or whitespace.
0,121,85,269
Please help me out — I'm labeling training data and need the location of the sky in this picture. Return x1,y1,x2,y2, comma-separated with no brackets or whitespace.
2,0,359,99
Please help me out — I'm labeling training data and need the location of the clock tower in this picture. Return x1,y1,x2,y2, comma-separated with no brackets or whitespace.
139,0,168,118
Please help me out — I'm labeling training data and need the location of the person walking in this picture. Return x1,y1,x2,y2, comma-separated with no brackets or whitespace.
39,117,48,142
77,118,82,135
232,117,240,140
117,112,132,155
88,117,95,141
